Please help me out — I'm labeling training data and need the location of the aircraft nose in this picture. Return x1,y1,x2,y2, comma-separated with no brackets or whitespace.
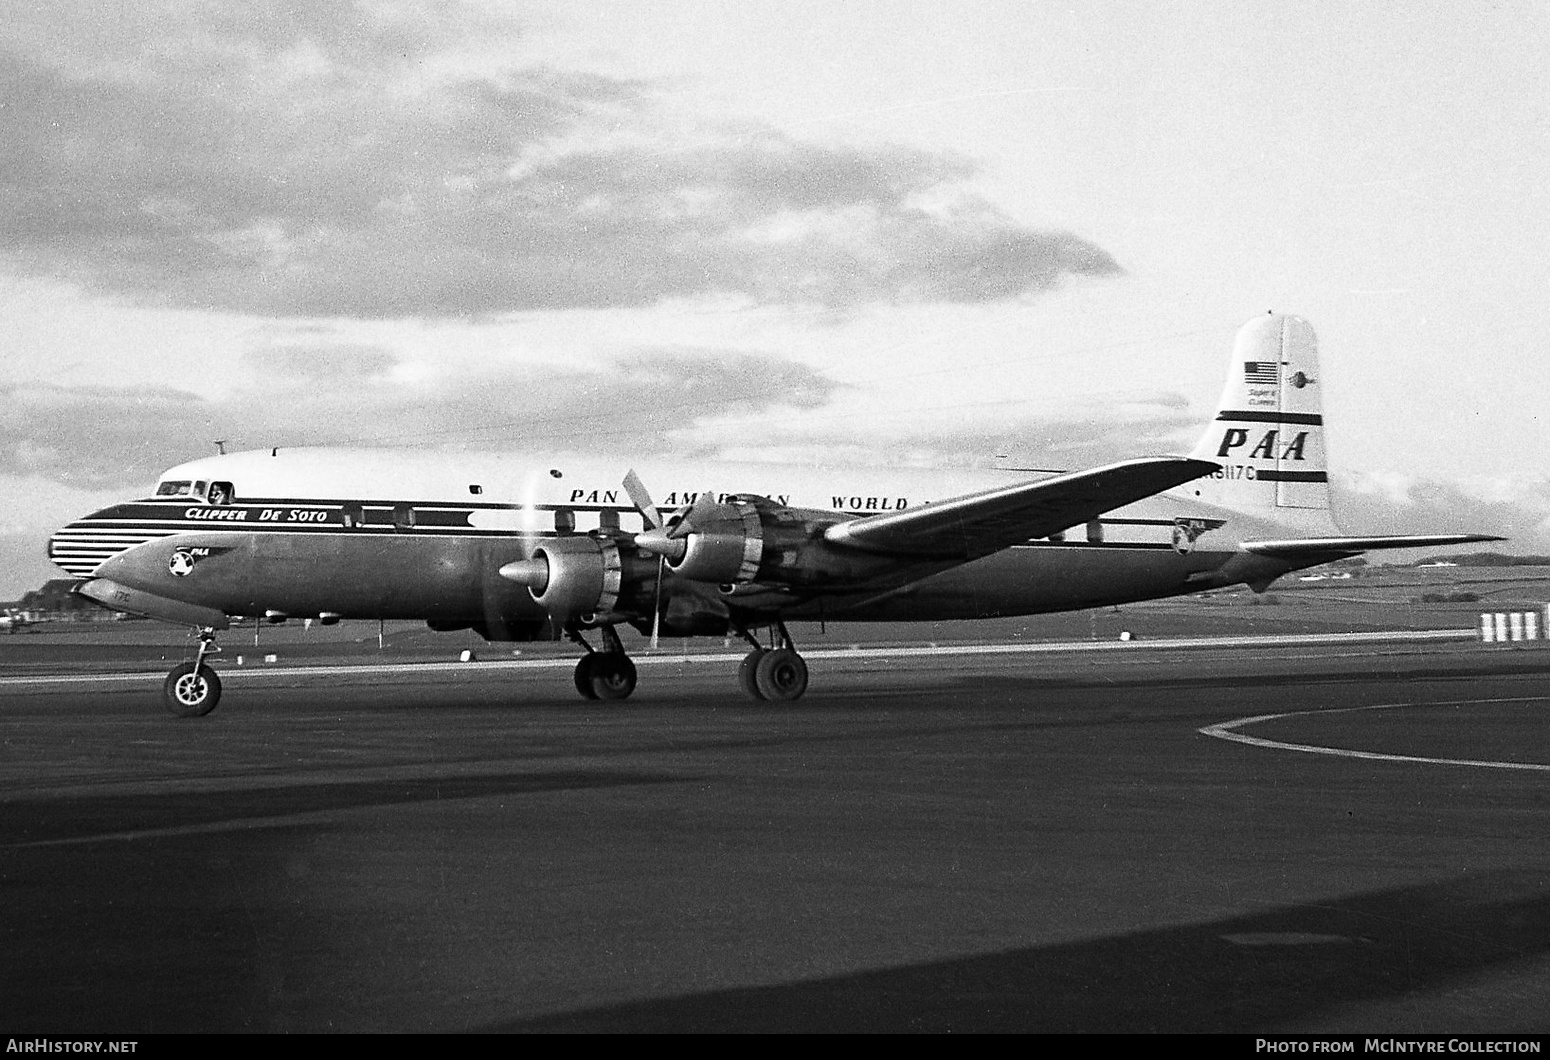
48,504,150,580
48,517,102,579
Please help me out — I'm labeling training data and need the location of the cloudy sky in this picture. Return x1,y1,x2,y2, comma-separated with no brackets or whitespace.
3,1,1548,597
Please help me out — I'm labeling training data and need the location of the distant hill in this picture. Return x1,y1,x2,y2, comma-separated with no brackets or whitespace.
1411,552,1550,568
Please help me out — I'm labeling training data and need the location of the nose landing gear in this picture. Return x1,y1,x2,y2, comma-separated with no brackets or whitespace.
164,626,222,717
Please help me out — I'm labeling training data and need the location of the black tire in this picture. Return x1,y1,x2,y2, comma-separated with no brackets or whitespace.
573,655,600,700
163,662,222,717
754,648,808,702
738,650,767,700
588,652,637,701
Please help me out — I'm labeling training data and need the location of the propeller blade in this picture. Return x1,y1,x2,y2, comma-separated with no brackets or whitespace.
650,558,663,650
622,469,663,531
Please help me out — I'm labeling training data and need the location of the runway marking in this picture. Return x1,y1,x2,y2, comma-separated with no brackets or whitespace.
1200,697,1550,772
0,628,1481,690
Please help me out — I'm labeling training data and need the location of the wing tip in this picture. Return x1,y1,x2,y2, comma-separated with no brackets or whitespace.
1244,533,1508,555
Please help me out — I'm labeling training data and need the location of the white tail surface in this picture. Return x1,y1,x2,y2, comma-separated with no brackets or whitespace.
1187,314,1342,535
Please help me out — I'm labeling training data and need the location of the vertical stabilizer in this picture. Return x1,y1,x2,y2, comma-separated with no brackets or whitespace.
1188,314,1341,534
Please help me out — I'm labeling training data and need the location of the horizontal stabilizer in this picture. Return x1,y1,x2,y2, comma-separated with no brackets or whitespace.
824,457,1219,559
1242,533,1505,556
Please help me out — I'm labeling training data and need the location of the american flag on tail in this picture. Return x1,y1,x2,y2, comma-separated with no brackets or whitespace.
1244,361,1281,385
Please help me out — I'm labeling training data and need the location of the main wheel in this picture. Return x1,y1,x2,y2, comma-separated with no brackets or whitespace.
163,662,222,717
588,652,637,701
754,648,808,702
738,649,767,700
573,655,600,700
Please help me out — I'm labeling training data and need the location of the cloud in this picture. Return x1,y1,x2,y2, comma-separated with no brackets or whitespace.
0,349,843,489
1335,470,1550,548
0,473,130,599
707,390,1202,473
244,344,399,383
0,382,224,487
0,5,1120,317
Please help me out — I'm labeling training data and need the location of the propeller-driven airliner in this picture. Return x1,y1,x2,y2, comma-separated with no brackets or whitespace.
48,314,1499,715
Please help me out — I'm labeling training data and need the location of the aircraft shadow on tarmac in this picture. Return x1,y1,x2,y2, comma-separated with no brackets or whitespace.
5,785,1548,1033
1,770,692,1033
4,718,1548,1033
0,770,686,846
494,870,1550,1034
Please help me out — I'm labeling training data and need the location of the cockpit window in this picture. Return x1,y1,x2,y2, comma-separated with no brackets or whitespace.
155,480,194,497
207,481,234,505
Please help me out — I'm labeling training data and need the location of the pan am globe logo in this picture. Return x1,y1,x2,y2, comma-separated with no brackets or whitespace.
168,549,198,577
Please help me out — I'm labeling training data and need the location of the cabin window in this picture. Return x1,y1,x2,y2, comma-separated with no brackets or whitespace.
1086,519,1104,543
208,481,234,506
553,508,576,535
598,509,620,532
155,480,194,497
392,504,416,532
341,502,364,529
468,484,483,495
1048,531,1065,542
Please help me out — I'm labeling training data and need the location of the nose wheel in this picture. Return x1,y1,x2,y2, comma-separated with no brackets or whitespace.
164,627,223,717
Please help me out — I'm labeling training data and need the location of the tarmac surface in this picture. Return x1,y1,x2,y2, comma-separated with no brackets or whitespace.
3,629,1550,1033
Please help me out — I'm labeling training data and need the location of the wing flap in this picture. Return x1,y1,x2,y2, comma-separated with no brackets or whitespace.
823,457,1219,559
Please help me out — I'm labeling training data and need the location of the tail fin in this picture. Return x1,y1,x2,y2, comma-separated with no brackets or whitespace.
1188,313,1341,535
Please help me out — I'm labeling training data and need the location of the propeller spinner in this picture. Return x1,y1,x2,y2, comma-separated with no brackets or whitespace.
624,470,722,563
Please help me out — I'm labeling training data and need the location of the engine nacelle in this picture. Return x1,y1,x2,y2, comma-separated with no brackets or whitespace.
635,495,906,590
666,498,766,583
521,536,624,624
659,496,879,588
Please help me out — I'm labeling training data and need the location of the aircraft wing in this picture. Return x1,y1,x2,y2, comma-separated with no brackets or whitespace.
822,457,1219,559
1242,534,1505,556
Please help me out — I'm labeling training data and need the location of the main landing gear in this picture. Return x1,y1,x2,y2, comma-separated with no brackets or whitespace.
568,624,638,701
735,620,809,703
564,621,810,703
164,626,223,717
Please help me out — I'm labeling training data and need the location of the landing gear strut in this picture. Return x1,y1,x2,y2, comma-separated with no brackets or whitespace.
736,620,808,702
568,624,637,701
164,626,223,717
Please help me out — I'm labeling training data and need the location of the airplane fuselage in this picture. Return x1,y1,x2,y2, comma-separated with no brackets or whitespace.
50,447,1258,636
